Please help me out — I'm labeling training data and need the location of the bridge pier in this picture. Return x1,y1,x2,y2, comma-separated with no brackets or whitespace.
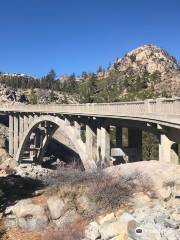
74,120,81,139
24,114,29,131
86,124,97,164
19,114,24,143
9,114,14,156
159,134,179,164
100,126,110,167
96,126,102,166
13,114,19,156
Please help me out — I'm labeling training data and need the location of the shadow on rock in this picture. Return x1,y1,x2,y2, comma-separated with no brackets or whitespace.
0,174,44,212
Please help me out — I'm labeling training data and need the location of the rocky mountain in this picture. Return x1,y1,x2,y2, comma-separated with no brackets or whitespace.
106,44,180,96
0,44,180,104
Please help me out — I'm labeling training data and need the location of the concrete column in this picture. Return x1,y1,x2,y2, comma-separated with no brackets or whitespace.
74,121,81,139
9,114,14,156
159,134,179,164
116,126,122,147
86,124,96,162
30,132,36,160
19,114,24,143
65,118,70,126
28,114,34,126
35,128,41,148
128,128,142,161
96,126,102,164
24,114,29,131
101,126,110,166
13,114,19,156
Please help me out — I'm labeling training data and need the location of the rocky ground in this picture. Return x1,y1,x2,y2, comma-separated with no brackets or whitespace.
0,160,179,240
0,84,78,105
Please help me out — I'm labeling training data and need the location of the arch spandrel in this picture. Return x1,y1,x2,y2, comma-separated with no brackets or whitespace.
15,115,94,170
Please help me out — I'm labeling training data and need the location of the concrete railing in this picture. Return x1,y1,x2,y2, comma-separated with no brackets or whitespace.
0,98,180,116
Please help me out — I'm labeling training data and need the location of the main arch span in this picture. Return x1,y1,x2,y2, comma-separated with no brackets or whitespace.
0,97,180,170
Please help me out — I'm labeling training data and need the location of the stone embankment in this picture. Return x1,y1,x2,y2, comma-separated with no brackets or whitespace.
1,161,180,240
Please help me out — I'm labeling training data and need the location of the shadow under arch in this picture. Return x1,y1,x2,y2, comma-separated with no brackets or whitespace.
15,115,95,170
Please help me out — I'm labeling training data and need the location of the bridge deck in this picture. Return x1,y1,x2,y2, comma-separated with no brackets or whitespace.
0,98,180,129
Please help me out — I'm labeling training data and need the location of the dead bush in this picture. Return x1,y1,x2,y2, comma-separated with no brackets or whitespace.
44,168,155,218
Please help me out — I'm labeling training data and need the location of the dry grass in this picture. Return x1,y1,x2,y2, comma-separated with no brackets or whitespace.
44,167,154,217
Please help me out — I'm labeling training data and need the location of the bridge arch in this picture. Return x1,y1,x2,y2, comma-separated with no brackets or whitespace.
15,115,92,169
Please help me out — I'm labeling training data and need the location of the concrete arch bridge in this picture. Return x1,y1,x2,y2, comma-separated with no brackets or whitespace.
0,97,180,171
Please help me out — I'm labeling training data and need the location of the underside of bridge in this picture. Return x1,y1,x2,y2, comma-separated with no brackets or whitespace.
7,112,180,171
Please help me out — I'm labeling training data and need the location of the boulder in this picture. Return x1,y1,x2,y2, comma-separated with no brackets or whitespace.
12,199,45,218
5,214,18,229
116,212,135,224
53,209,79,228
100,221,127,240
47,196,65,220
98,213,116,225
110,234,128,240
84,221,101,240
18,215,48,230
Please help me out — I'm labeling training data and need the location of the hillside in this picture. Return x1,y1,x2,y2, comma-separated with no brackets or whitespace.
107,44,180,97
0,44,180,104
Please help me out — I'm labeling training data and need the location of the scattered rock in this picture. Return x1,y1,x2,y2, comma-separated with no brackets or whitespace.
12,199,45,218
98,213,116,225
53,209,79,228
84,221,101,240
47,196,65,220
18,214,48,230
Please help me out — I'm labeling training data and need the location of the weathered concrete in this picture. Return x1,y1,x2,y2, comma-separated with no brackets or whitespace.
86,124,97,164
23,114,29,131
19,114,24,143
74,120,81,139
97,126,102,165
100,126,110,167
13,114,19,156
9,114,14,156
2,98,180,169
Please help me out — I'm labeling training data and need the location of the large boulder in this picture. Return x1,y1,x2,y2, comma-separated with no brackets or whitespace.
18,215,48,230
9,199,48,230
47,196,65,220
100,221,128,240
12,199,45,218
84,221,101,240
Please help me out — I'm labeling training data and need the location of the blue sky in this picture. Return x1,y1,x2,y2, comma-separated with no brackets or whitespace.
0,0,179,77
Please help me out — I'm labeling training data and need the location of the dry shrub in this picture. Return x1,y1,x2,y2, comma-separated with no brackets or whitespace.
44,168,154,217
90,170,154,212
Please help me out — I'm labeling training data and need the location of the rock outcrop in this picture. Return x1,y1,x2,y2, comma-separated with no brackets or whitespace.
106,44,180,97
